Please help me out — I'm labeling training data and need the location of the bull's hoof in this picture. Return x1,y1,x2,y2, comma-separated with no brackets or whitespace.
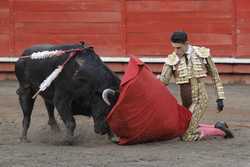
63,136,75,145
48,121,61,133
108,133,119,144
50,125,61,133
109,136,119,144
19,137,31,143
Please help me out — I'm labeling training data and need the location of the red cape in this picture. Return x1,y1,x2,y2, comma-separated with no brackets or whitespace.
107,56,191,145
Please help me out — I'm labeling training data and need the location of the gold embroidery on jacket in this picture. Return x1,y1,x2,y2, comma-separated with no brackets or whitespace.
160,45,225,141
160,46,225,99
173,47,208,84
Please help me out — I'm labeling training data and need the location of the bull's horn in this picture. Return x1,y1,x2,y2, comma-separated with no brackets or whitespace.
102,89,115,106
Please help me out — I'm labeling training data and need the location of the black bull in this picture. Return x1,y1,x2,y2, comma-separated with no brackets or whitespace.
15,43,120,143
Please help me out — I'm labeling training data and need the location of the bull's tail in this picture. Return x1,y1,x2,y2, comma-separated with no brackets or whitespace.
15,58,30,95
15,58,25,81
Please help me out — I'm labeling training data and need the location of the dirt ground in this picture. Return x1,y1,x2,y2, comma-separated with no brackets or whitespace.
0,80,249,167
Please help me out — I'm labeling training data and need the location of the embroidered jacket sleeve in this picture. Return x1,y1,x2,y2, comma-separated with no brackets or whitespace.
194,46,225,99
159,53,179,85
160,63,173,85
206,56,225,99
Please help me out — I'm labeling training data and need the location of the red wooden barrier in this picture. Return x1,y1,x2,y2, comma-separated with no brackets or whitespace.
0,0,250,78
1,0,250,57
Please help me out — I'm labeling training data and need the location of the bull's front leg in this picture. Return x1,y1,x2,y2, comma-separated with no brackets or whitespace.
53,92,75,144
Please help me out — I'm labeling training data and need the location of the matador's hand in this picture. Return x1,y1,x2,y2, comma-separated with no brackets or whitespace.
216,99,224,112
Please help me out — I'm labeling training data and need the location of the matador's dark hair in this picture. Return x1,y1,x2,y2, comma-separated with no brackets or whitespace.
170,31,188,44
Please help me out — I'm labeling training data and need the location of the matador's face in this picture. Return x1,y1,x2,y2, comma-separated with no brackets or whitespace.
171,42,188,57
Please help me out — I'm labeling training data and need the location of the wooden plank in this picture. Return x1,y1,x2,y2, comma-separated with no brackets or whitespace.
127,33,170,45
126,0,234,58
237,34,250,45
14,34,123,56
204,45,234,57
15,11,121,23
236,0,250,11
232,0,237,57
0,63,14,72
9,0,15,56
0,1,9,9
126,44,234,57
121,0,127,56
127,0,232,12
233,64,250,73
0,73,16,80
127,33,232,46
237,11,250,22
14,0,121,12
236,0,250,57
0,8,10,35
237,23,250,33
0,35,10,55
127,44,169,56
220,74,250,84
0,0,246,62
106,63,127,73
127,22,233,34
127,12,232,23
0,9,10,22
15,22,121,34
237,6,250,59
15,34,122,46
189,33,232,45
236,45,250,57
216,64,233,73
0,21,10,34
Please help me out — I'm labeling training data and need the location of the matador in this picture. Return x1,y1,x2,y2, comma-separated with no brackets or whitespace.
160,31,234,141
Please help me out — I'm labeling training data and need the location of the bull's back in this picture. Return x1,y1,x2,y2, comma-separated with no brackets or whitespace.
16,43,84,82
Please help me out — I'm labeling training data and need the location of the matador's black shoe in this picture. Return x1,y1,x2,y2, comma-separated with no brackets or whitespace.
215,121,234,139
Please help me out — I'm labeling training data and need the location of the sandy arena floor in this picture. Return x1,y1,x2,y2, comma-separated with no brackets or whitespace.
0,81,249,167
